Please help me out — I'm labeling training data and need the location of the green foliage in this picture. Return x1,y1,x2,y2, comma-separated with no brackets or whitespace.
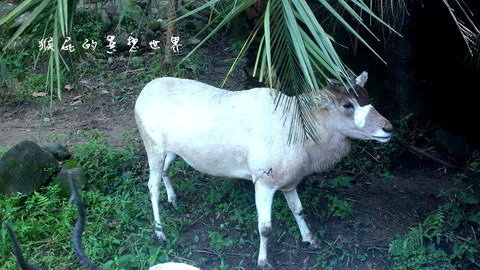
0,146,8,157
327,176,353,189
0,0,78,99
389,174,480,269
337,113,426,177
208,231,234,253
438,175,480,229
0,133,192,269
0,44,40,97
72,131,141,192
2,130,477,269
326,195,354,218
72,8,103,44
0,184,78,269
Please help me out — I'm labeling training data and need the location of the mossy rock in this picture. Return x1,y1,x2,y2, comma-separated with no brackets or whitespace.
53,165,86,200
129,56,145,68
38,142,71,161
97,8,112,33
0,141,60,196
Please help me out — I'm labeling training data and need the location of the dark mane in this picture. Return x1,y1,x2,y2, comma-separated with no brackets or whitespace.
325,79,370,106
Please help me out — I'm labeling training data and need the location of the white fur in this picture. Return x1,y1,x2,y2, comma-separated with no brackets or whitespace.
135,77,391,268
372,129,392,142
283,189,317,245
354,104,372,128
149,262,200,270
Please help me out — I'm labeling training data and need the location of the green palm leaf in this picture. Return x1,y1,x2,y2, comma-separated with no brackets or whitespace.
0,0,77,100
174,0,404,142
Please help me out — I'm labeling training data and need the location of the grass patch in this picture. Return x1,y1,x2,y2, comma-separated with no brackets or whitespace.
389,174,480,269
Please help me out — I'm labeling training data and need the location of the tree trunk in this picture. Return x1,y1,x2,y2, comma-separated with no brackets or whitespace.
163,0,176,64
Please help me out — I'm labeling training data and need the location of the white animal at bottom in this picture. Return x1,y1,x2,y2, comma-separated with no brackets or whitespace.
135,72,393,269
149,262,200,270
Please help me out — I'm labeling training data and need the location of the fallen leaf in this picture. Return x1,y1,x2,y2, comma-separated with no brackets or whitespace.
64,84,75,91
70,100,82,106
72,94,84,101
32,92,46,97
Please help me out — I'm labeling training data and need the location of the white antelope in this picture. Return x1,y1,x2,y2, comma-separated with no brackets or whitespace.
134,72,393,269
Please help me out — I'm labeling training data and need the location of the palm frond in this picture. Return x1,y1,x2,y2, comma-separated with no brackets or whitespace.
441,0,480,55
175,0,401,142
0,0,77,100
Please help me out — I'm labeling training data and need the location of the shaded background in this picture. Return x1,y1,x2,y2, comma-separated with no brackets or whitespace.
340,0,480,157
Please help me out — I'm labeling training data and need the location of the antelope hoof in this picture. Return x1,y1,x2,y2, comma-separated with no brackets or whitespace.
303,236,320,250
257,260,274,270
168,195,178,209
169,199,178,209
155,231,167,241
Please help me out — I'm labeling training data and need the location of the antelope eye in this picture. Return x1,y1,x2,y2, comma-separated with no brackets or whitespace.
343,102,354,109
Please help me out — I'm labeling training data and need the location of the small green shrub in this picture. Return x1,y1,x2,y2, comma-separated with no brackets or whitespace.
327,195,354,218
0,184,77,269
72,132,141,192
72,9,103,45
0,146,8,157
337,113,429,177
389,174,480,269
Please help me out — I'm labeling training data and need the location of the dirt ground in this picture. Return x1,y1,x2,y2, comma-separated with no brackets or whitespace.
0,37,473,269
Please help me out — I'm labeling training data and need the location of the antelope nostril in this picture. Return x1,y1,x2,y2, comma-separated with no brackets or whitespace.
382,127,394,134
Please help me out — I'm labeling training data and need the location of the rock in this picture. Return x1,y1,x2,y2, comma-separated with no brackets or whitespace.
219,57,247,67
0,141,60,196
97,9,112,32
129,4,145,22
129,56,145,67
0,2,31,29
151,1,169,20
177,6,203,20
38,142,71,161
116,0,132,16
117,0,145,21
54,165,86,201
148,18,165,32
115,29,131,52
157,19,167,31
188,37,201,46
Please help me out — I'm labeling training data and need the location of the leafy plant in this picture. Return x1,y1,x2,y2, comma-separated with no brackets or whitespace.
389,174,480,269
327,176,353,189
208,231,235,253
72,131,141,192
335,112,430,178
0,0,78,100
72,8,103,43
174,0,479,142
327,195,354,218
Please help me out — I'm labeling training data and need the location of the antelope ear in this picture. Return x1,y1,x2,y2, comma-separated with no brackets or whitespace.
355,71,368,87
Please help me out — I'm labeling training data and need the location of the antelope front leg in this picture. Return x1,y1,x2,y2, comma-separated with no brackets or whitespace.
283,189,319,248
255,183,277,270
